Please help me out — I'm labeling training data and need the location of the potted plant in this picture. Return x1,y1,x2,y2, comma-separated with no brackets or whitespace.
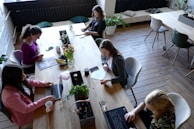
69,83,89,100
69,84,95,128
105,13,126,35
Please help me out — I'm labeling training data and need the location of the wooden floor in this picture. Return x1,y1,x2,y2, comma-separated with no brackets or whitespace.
1,22,194,129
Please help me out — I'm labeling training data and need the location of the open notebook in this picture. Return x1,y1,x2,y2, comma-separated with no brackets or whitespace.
102,106,136,129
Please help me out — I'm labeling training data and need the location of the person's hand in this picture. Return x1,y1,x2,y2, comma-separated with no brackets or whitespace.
84,31,91,35
100,79,110,85
124,111,136,123
36,54,44,62
81,28,86,32
103,64,110,72
44,82,53,87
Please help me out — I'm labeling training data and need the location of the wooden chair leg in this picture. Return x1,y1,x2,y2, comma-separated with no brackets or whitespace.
185,69,194,76
172,48,180,65
187,48,190,63
144,30,153,41
130,88,137,107
162,44,174,56
152,32,158,48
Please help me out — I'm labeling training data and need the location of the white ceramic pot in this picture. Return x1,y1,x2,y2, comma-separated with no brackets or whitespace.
105,25,117,35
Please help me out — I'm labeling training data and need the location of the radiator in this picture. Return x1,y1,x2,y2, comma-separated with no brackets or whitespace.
11,2,96,32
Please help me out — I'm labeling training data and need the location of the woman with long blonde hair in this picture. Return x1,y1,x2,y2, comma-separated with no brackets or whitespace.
125,89,175,129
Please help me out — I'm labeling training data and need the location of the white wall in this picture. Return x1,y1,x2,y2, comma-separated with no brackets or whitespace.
96,0,116,16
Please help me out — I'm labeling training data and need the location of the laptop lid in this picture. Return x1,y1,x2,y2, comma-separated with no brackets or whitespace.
45,79,63,100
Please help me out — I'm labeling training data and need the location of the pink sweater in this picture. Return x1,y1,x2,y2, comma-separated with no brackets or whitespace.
2,79,46,126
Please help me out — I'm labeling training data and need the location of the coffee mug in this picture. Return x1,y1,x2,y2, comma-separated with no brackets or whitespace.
45,101,53,113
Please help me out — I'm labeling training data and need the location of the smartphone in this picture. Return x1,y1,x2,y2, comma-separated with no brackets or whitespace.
90,66,99,72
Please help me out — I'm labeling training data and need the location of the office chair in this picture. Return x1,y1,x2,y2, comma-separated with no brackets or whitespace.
9,50,34,74
163,29,194,65
167,92,191,129
124,57,142,107
0,99,22,129
144,17,168,50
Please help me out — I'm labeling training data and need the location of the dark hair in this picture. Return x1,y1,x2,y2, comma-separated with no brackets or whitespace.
99,39,119,57
92,5,105,21
21,24,42,39
1,64,31,99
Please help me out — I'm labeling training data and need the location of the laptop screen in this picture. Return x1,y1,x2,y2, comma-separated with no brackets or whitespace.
45,81,63,100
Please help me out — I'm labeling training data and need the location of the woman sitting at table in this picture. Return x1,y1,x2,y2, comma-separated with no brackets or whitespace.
99,39,127,87
81,5,106,40
125,89,175,129
1,64,56,128
20,24,44,74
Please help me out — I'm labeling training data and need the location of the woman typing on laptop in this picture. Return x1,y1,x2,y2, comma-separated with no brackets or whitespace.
1,64,56,128
125,89,175,129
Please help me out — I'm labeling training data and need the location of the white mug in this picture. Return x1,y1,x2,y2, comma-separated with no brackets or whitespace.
45,101,53,113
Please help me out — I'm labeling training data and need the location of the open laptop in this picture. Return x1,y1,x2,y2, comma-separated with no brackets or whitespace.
45,78,63,100
71,23,85,36
102,106,136,129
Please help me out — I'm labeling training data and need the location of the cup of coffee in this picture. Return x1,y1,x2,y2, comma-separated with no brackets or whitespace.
45,101,53,113
84,68,89,76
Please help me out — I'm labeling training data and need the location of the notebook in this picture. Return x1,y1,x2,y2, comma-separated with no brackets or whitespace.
103,106,136,129
45,80,63,100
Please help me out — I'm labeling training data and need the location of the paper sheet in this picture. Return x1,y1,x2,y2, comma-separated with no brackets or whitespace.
90,66,107,80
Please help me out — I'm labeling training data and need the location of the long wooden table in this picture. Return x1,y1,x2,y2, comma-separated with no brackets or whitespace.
33,23,145,129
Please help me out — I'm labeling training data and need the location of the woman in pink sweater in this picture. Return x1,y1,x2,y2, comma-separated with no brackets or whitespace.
1,64,56,127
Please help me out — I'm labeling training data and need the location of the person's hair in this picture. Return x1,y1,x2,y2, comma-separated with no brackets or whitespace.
92,5,105,21
1,64,31,99
20,24,42,39
145,89,174,119
99,39,119,57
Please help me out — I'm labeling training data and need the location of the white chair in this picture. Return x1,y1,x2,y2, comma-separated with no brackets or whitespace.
144,17,168,50
124,57,142,107
167,92,191,129
9,50,23,65
9,50,34,75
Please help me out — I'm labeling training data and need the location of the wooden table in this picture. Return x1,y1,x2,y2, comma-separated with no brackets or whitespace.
150,10,194,67
150,10,194,41
33,23,145,129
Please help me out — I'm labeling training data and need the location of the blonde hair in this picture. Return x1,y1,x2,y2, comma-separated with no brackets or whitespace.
145,89,174,119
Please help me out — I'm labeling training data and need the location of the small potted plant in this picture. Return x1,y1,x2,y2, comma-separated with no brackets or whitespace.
105,13,126,35
69,84,95,128
69,83,89,100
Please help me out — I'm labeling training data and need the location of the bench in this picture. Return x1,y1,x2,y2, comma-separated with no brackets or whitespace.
118,7,174,24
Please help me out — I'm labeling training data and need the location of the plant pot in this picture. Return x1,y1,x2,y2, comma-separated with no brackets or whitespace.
178,14,194,28
105,25,117,35
76,101,95,128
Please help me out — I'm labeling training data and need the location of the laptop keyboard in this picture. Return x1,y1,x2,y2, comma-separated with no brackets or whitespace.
104,106,136,129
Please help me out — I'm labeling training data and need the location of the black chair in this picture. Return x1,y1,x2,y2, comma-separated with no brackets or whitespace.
163,29,194,65
0,100,12,121
0,99,21,129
